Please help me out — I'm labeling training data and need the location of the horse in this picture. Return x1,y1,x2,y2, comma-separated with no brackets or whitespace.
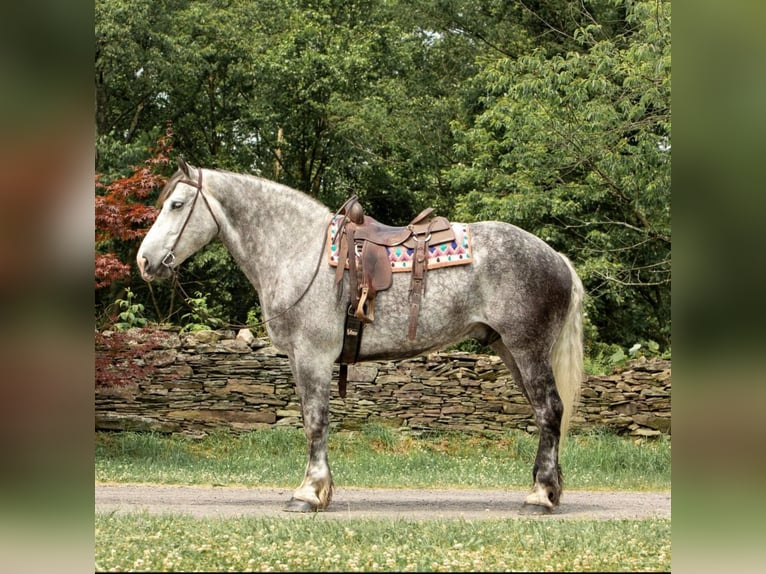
137,158,584,512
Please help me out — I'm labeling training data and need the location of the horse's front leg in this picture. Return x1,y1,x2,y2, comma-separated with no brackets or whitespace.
284,355,334,512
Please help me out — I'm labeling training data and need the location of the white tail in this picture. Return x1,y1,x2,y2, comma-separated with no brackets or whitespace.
551,254,584,438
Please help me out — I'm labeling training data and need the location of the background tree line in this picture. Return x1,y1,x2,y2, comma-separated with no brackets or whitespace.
95,0,670,357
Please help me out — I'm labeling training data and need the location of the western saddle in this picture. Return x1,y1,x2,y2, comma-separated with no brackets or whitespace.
332,196,456,396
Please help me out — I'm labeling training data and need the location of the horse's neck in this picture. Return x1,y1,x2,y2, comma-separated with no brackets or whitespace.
211,172,330,305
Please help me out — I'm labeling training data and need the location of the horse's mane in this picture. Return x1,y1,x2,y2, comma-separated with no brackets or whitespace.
214,169,330,214
158,167,328,214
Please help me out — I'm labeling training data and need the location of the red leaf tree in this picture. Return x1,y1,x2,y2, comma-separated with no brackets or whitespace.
95,124,174,288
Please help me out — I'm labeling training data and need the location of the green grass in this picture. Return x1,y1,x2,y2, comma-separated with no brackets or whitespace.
95,427,671,571
96,425,670,491
95,513,671,572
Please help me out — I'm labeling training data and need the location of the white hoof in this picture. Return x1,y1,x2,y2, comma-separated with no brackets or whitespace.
292,485,321,507
524,484,556,508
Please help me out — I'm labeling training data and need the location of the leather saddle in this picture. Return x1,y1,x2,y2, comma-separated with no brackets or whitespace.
331,196,456,398
333,196,455,339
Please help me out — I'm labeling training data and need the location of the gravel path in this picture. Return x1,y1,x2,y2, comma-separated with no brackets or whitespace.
96,483,670,521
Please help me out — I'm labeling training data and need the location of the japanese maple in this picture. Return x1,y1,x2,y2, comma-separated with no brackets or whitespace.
95,124,173,288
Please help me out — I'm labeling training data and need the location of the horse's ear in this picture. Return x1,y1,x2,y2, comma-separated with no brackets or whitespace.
177,156,191,177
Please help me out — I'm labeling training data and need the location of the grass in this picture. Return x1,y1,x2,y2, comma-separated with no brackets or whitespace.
95,513,671,572
95,425,670,491
95,427,671,571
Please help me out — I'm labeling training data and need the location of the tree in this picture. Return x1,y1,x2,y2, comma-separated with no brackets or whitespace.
95,0,476,220
95,125,171,313
94,0,672,350
95,0,183,178
446,0,671,349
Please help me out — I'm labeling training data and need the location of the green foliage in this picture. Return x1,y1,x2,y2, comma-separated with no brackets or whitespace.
583,344,623,376
448,1,671,349
609,339,668,366
245,305,269,338
585,338,669,374
95,0,672,350
180,242,255,325
112,288,147,331
445,338,493,354
179,291,225,332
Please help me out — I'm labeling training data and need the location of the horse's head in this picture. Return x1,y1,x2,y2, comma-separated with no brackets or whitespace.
137,157,220,281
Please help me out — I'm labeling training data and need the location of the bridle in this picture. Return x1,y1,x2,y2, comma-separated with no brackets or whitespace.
157,166,335,330
161,168,221,269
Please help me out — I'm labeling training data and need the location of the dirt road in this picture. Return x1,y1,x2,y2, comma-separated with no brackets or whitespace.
96,483,670,521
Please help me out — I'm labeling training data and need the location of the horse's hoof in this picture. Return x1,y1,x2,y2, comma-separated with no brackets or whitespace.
283,498,318,513
524,484,558,509
520,503,554,515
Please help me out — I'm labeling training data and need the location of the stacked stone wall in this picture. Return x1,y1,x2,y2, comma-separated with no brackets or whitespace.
96,329,670,437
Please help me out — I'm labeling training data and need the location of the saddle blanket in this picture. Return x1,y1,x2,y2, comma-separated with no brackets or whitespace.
327,215,473,272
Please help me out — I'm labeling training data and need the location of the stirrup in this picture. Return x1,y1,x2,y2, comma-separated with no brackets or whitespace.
354,287,375,323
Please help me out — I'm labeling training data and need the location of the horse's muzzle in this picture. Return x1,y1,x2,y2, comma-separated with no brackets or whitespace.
137,255,172,282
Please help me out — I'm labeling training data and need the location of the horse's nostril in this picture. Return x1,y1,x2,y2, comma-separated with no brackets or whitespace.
137,256,150,278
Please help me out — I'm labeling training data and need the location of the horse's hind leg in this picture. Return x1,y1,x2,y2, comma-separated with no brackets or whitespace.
283,355,334,512
492,341,564,509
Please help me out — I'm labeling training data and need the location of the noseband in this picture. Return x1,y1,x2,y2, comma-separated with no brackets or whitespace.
162,169,221,269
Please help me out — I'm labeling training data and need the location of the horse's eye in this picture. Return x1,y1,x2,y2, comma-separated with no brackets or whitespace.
170,201,184,210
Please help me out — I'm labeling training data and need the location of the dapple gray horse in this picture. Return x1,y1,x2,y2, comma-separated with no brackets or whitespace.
137,159,584,512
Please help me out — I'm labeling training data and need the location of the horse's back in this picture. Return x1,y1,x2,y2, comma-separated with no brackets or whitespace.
467,220,573,296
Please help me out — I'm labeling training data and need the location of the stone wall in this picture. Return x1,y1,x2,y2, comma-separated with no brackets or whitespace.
96,329,671,437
